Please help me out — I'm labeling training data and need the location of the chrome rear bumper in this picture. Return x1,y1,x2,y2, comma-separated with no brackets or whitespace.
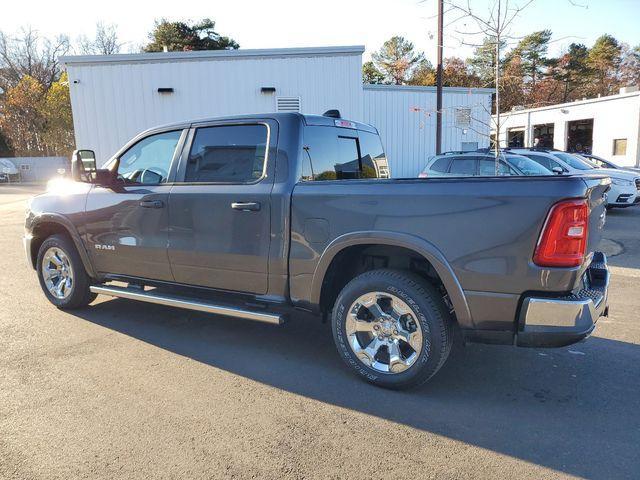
516,252,609,347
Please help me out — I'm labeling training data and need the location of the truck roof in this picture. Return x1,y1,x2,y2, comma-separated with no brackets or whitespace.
139,112,378,137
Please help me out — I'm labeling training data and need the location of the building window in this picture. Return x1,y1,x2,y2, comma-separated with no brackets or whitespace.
455,108,471,127
507,128,525,147
613,138,627,156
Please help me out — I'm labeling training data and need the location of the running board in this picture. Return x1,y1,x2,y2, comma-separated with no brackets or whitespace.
90,285,284,325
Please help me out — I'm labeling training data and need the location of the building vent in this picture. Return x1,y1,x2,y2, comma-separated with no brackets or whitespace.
276,96,301,112
455,108,471,127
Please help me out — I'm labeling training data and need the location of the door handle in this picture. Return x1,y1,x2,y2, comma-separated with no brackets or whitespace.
139,200,164,209
231,201,261,212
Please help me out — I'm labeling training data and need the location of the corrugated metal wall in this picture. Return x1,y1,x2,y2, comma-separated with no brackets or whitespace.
67,50,363,162
363,85,493,178
0,157,68,183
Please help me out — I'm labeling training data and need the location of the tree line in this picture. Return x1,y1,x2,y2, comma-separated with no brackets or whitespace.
0,19,239,157
364,33,640,112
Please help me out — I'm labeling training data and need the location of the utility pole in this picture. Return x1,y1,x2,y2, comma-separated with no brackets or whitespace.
435,0,444,155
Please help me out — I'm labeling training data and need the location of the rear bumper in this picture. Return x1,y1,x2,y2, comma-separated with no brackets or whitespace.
516,252,609,347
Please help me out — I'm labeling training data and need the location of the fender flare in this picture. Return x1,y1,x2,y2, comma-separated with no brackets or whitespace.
30,213,97,279
310,231,474,329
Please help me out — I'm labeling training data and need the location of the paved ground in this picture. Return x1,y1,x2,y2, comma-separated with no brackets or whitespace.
1,185,638,480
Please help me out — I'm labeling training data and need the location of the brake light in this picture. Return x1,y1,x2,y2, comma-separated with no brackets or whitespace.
533,199,589,267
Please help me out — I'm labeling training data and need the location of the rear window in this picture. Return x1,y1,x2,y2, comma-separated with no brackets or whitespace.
302,126,387,181
552,152,593,170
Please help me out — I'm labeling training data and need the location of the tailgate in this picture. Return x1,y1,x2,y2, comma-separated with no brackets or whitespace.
582,175,610,257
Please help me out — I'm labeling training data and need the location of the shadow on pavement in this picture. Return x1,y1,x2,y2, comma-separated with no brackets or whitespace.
72,297,640,480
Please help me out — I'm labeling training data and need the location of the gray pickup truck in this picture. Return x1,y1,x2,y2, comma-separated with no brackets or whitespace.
25,112,611,389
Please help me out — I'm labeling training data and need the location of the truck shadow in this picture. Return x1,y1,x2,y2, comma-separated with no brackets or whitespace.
73,299,640,480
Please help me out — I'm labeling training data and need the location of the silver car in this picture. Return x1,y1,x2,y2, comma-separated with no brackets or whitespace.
419,152,553,178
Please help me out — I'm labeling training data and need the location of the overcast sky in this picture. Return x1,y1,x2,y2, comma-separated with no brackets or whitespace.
2,0,639,62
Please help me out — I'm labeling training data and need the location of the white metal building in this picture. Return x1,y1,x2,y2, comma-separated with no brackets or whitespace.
364,84,492,177
62,46,493,177
495,88,640,167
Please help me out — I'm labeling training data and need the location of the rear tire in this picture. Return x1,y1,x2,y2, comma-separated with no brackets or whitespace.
36,234,96,309
331,269,454,389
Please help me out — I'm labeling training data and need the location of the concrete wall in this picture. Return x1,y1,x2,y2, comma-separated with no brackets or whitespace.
364,85,493,178
64,47,365,163
495,91,640,167
0,157,68,183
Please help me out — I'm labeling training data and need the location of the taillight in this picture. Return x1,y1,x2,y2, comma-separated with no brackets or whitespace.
418,172,428,178
533,199,589,267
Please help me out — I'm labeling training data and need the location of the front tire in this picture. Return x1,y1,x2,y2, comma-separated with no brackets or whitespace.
36,234,96,309
331,269,454,389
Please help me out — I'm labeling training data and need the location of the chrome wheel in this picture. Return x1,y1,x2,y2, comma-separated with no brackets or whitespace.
41,247,74,300
346,292,424,374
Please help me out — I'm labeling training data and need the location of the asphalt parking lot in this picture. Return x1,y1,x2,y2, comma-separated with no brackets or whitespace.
1,185,639,480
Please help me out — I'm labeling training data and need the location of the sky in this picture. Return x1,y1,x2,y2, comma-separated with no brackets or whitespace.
1,0,639,63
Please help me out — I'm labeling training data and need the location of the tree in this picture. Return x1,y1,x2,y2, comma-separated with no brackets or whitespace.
553,43,591,102
511,30,552,89
372,36,425,85
619,44,640,87
40,72,74,155
0,75,47,156
467,36,505,88
442,57,481,87
500,54,526,110
144,18,239,52
408,59,436,86
362,61,385,84
78,23,122,55
587,34,622,96
0,28,69,90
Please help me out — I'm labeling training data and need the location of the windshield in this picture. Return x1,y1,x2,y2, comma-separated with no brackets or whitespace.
506,155,552,175
552,152,594,170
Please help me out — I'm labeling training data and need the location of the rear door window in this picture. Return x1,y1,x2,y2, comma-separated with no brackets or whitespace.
430,157,451,173
448,157,477,175
478,157,512,176
185,124,268,183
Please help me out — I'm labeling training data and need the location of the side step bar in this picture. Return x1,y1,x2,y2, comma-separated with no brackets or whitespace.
90,285,284,325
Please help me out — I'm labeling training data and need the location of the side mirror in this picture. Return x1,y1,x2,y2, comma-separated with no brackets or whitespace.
71,149,97,182
551,166,564,175
71,150,113,185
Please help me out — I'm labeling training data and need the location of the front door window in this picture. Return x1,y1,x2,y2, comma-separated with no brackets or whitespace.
117,130,182,185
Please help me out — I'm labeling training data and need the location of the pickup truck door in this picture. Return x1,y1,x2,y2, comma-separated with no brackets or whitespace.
167,120,276,295
84,129,187,281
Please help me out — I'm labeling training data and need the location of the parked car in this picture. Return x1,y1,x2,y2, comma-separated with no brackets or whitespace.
508,148,640,208
418,151,552,177
577,152,640,174
0,159,19,183
25,113,610,389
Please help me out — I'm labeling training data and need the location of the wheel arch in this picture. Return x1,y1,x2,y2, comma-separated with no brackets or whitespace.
29,214,96,278
310,231,473,329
